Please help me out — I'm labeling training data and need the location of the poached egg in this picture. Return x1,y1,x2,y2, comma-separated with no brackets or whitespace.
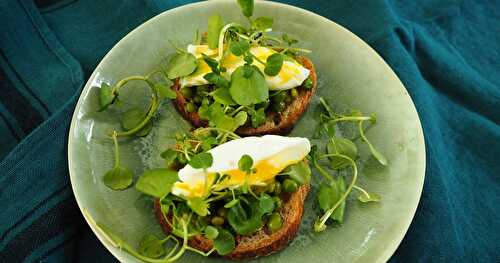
180,45,310,90
171,135,311,198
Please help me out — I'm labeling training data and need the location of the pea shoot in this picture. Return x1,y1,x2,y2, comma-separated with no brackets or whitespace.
310,97,386,232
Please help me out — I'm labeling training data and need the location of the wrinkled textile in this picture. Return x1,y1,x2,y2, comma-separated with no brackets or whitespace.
0,0,498,262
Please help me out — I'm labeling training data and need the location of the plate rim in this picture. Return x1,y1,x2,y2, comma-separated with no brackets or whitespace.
67,0,426,262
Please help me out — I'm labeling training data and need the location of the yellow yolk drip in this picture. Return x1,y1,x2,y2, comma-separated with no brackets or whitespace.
220,160,281,187
173,182,206,198
278,62,301,85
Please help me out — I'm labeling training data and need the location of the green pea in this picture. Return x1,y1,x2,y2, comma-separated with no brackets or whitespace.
282,179,298,193
185,102,196,113
180,87,193,98
272,91,287,103
193,95,203,104
211,216,225,226
272,196,282,209
267,212,282,232
290,88,298,98
271,101,286,112
274,181,282,195
303,78,313,89
217,207,228,218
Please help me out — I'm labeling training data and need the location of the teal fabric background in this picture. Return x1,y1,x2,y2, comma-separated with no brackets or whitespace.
0,0,498,262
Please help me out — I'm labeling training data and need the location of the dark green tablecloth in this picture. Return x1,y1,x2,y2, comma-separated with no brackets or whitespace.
0,0,498,262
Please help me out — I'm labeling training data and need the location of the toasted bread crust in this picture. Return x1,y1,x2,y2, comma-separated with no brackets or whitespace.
154,184,310,260
172,56,317,136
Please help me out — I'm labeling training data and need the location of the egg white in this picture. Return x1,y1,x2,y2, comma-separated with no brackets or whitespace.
180,45,310,90
171,135,311,198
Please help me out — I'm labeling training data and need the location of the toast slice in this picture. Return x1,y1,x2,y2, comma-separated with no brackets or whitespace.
154,184,310,260
172,56,317,136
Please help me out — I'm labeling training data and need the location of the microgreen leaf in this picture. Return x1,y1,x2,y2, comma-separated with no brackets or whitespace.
208,14,224,49
138,234,165,258
224,199,240,208
121,108,146,131
253,17,273,31
264,53,284,76
282,33,298,46
160,148,178,167
98,83,116,111
212,87,236,105
326,137,358,170
189,152,213,169
227,201,263,235
358,192,381,203
250,107,266,128
233,111,248,127
359,120,388,166
202,54,220,73
204,73,230,89
230,40,250,56
103,166,133,190
237,0,254,17
317,177,346,223
135,169,179,198
258,194,275,215
204,225,219,240
238,154,253,174
187,197,209,216
213,228,235,255
229,65,269,106
155,83,177,99
165,52,197,79
283,161,311,185
121,108,152,137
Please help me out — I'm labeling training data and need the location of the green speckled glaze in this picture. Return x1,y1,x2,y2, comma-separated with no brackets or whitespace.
68,0,426,262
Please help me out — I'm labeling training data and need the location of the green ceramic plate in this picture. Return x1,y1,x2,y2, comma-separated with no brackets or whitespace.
68,0,425,262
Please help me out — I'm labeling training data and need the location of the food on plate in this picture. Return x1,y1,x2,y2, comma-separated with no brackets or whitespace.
92,1,389,262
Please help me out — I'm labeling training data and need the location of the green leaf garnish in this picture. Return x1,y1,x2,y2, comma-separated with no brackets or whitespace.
326,137,358,170
213,228,235,255
237,0,254,17
258,194,275,214
121,108,153,137
224,199,240,208
238,154,253,174
204,73,230,89
98,83,116,111
282,33,298,46
317,176,346,223
189,152,213,169
282,161,311,185
227,201,262,235
103,166,133,190
253,17,273,31
135,169,179,198
230,40,250,56
155,83,177,99
208,14,224,49
203,226,219,240
160,148,178,167
212,87,236,105
250,107,266,128
187,197,209,216
229,65,269,106
138,234,166,258
264,53,283,76
166,52,197,79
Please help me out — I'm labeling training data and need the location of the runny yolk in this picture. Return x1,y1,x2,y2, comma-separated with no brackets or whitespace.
221,159,282,187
